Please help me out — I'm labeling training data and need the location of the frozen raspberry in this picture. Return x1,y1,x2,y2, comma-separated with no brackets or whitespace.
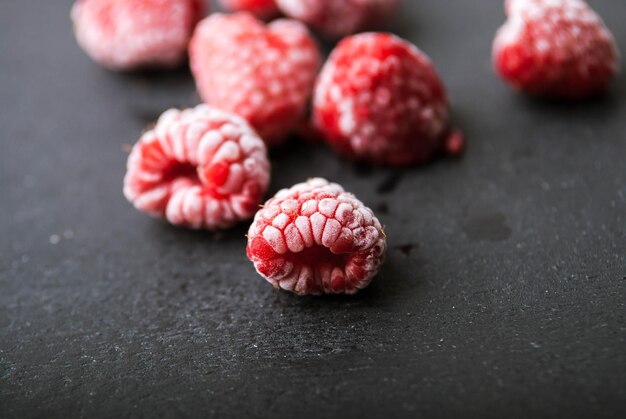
247,178,387,295
219,0,279,19
313,33,460,167
189,13,321,146
493,0,620,99
71,0,205,70
276,0,399,39
123,105,270,230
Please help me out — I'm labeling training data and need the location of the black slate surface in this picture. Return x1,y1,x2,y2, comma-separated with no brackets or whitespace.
1,1,625,418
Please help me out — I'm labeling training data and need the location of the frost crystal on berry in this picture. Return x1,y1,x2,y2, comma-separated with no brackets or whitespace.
247,178,387,295
124,105,270,230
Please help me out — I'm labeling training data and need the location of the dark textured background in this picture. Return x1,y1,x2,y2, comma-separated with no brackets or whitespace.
1,1,625,418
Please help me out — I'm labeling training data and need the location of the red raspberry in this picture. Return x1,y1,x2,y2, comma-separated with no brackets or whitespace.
276,0,399,39
219,0,279,19
123,105,270,230
313,33,461,167
71,0,205,70
189,13,322,146
493,0,620,99
247,178,387,295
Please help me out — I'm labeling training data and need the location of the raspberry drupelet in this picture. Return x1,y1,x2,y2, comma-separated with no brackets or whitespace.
276,0,399,39
71,0,205,70
189,13,322,146
219,0,279,20
313,32,462,167
247,178,387,295
493,0,620,99
124,105,270,230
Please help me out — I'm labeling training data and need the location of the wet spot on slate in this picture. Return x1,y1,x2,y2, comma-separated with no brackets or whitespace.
394,243,418,257
463,210,512,242
352,162,374,177
376,202,390,215
130,107,163,125
377,171,403,194
510,146,534,162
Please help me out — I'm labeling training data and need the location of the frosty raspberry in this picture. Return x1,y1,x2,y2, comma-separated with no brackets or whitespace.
71,0,205,70
276,0,399,39
247,178,387,295
493,0,620,99
189,13,321,146
124,105,270,230
313,32,461,166
219,0,279,19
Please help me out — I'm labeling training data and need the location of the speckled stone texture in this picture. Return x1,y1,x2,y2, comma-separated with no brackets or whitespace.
1,1,625,418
